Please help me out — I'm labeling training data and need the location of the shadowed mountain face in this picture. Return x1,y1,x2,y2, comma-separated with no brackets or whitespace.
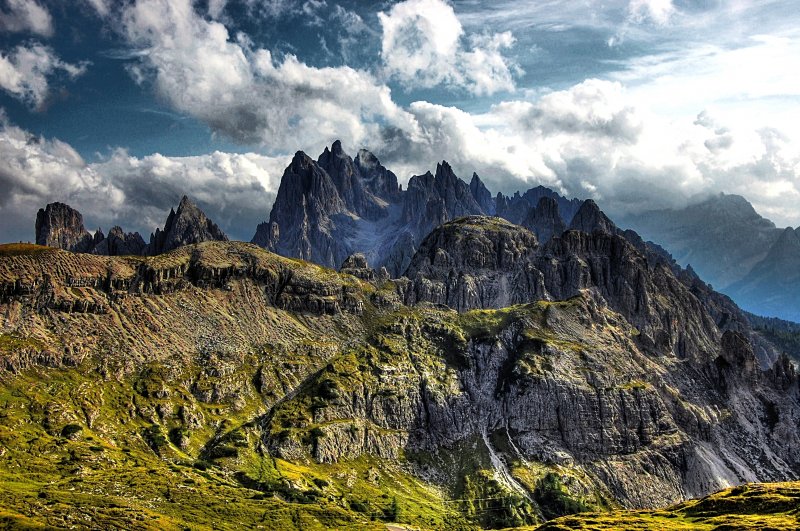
147,195,229,255
728,228,800,321
624,193,800,321
0,208,797,528
35,202,96,253
251,141,582,276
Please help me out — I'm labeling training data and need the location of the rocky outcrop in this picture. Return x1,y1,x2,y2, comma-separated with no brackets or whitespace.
35,202,94,252
470,173,494,214
568,199,618,234
521,196,567,243
252,149,362,267
92,226,146,256
401,217,542,310
34,198,224,258
339,253,377,281
147,195,228,255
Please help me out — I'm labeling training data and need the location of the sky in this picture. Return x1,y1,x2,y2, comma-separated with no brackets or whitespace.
1,0,799,242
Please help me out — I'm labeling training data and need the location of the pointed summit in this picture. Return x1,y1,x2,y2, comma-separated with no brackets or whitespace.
569,199,617,235
355,148,401,201
469,173,494,214
318,140,385,220
522,196,566,243
148,195,228,255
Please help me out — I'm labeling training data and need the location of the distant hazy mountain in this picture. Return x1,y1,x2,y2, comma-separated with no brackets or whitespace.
729,228,800,321
623,193,800,321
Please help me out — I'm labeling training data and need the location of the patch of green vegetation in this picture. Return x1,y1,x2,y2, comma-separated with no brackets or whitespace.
459,469,538,529
533,472,591,520
0,333,44,352
0,243,52,256
536,482,800,530
619,380,649,391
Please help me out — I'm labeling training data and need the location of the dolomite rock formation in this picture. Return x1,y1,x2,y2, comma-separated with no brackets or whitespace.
35,202,94,252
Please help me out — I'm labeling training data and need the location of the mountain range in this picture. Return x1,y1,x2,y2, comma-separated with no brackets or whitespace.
35,195,228,258
34,141,800,324
623,194,800,321
3,142,800,527
251,141,583,278
1,202,798,527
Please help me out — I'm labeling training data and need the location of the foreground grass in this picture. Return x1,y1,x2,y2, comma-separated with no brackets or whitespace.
535,482,800,530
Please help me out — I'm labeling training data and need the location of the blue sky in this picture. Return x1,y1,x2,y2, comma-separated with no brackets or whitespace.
1,0,799,242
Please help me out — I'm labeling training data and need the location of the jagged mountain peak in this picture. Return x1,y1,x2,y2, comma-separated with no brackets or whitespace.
435,160,456,179
469,172,494,214
569,198,618,234
521,196,567,243
148,195,228,256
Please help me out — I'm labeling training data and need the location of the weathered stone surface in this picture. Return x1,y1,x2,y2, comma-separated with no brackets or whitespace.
522,196,567,243
34,197,224,258
92,226,146,256
147,195,228,255
35,202,94,252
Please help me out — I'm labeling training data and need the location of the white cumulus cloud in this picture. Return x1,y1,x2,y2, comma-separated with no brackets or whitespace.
0,42,88,108
0,115,288,243
377,0,518,95
0,0,53,36
119,0,418,152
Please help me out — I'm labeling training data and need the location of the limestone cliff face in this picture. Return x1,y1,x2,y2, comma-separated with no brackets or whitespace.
265,296,799,510
401,217,543,310
522,196,567,243
35,202,94,252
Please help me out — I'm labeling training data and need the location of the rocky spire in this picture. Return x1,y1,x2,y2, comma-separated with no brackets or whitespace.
252,151,350,265
318,140,385,220
522,196,567,243
35,202,94,252
469,173,494,214
568,199,617,235
354,147,401,201
148,195,228,255
401,161,484,235
93,226,146,256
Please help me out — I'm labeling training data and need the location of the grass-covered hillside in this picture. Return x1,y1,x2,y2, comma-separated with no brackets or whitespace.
0,241,798,530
